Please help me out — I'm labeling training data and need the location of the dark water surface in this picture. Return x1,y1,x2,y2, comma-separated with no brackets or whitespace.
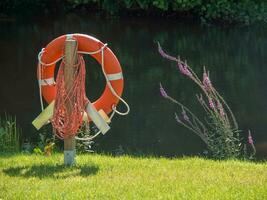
0,15,267,157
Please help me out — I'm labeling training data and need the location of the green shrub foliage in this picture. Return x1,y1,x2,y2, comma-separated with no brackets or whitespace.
0,0,266,24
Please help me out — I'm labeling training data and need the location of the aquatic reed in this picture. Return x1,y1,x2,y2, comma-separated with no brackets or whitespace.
0,114,21,153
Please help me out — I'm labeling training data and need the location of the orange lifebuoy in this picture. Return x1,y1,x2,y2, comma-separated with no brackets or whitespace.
38,34,124,115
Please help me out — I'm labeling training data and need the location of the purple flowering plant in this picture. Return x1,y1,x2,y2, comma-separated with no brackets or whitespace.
158,43,255,159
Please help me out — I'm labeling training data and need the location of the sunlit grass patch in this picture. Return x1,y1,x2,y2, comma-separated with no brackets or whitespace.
0,153,267,199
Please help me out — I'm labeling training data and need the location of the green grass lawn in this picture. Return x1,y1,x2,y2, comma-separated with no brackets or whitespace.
0,153,267,200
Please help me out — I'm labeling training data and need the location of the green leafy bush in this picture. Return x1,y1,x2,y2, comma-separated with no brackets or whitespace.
200,0,267,24
172,0,202,11
0,0,266,24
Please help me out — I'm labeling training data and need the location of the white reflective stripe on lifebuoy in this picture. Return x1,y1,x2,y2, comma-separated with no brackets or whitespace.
39,78,55,86
107,72,123,81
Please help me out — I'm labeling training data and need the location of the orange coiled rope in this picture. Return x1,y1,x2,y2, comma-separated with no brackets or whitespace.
51,54,88,139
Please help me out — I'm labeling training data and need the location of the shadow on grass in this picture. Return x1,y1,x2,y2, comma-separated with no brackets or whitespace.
3,164,99,179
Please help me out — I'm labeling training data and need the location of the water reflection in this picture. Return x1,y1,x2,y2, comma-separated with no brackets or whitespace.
0,15,266,157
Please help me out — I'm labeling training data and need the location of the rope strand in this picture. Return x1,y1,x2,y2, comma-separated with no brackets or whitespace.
51,55,88,139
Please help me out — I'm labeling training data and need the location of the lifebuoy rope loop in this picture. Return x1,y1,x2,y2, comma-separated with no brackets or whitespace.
99,44,130,116
37,44,109,111
38,62,44,111
38,43,130,115
38,48,64,67
37,44,108,67
37,39,130,141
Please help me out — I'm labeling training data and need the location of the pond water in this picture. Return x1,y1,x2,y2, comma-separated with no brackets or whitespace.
0,15,266,158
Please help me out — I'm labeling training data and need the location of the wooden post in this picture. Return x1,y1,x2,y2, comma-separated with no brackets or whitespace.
64,39,77,166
